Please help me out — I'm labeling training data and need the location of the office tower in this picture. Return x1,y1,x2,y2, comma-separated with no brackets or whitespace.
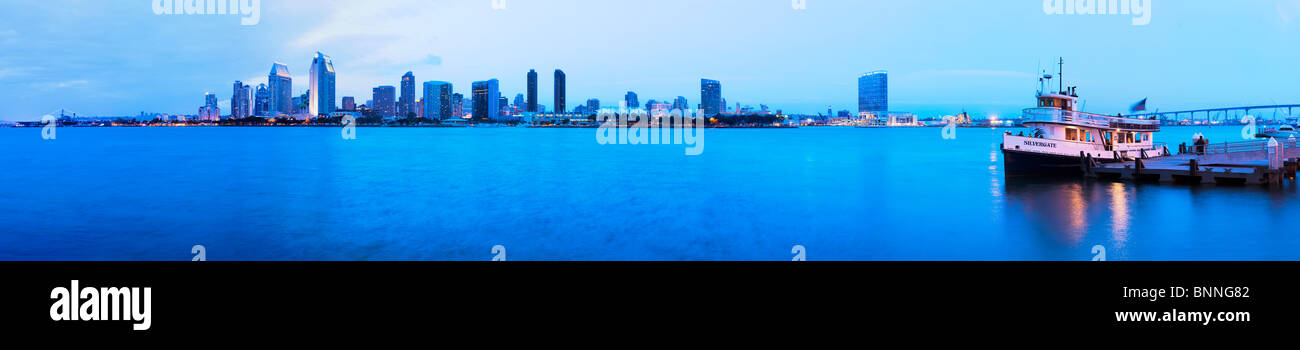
700,79,722,116
231,81,251,119
342,96,356,111
399,71,415,117
554,69,566,113
308,52,336,116
858,71,888,114
423,81,453,121
452,93,465,118
673,96,689,111
625,91,639,109
372,86,397,116
513,93,525,108
587,98,600,113
205,92,218,108
472,79,500,122
268,62,293,115
527,69,538,112
254,84,269,116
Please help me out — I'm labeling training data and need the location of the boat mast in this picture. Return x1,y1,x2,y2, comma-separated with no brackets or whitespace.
1057,58,1064,94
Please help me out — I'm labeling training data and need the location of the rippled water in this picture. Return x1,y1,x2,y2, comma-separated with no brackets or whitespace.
0,125,1295,260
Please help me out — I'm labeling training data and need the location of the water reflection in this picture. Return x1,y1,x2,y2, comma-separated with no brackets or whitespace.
1108,182,1131,248
1003,178,1095,246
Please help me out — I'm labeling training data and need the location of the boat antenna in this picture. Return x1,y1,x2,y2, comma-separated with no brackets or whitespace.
1057,58,1064,94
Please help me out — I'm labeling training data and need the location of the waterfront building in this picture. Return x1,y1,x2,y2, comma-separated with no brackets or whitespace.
587,98,600,113
554,69,566,113
527,69,538,112
625,91,639,109
673,96,689,111
499,96,510,116
268,62,293,115
858,71,887,115
372,86,397,117
231,81,251,119
205,92,218,108
423,81,453,121
513,93,525,109
399,71,415,117
472,79,500,122
701,79,722,116
253,84,269,116
452,93,465,118
309,52,337,116
342,96,356,111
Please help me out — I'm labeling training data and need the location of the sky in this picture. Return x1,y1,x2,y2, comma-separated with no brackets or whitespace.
2,0,1299,121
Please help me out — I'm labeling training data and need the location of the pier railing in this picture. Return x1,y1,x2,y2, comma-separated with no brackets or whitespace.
1022,108,1161,131
1195,138,1300,156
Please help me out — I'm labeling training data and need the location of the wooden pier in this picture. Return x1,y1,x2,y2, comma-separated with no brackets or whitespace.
1084,138,1300,185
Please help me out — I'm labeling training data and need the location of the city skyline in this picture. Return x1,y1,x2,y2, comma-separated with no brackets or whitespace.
3,1,1300,120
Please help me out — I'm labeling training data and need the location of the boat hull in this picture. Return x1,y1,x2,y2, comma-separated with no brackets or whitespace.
1001,148,1113,177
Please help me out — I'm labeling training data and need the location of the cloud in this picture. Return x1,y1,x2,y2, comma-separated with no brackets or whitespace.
1281,0,1300,22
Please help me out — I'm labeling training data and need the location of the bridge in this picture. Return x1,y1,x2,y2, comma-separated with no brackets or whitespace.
1128,104,1300,124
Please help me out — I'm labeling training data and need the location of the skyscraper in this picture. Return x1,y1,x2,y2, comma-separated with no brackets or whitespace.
700,79,722,116
205,92,218,108
858,71,888,115
625,91,639,109
423,81,453,121
554,69,566,113
254,84,269,116
452,93,465,118
526,69,538,112
342,96,356,111
673,96,689,111
372,86,397,117
268,62,292,115
513,93,525,109
309,52,336,116
587,98,600,113
232,81,251,119
472,79,500,122
399,71,415,117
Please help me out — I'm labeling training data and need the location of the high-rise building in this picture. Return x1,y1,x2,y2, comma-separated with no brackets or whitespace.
858,71,888,114
342,96,356,111
205,91,218,108
553,69,566,113
526,69,538,112
471,79,500,122
499,96,509,115
308,52,336,116
254,84,270,116
231,81,251,119
513,93,525,108
587,98,600,113
452,93,465,118
268,62,293,115
423,81,453,121
399,71,415,117
625,91,639,109
700,79,722,116
673,96,689,111
372,86,397,116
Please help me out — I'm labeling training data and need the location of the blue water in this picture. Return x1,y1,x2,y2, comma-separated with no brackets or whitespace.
1,125,1296,261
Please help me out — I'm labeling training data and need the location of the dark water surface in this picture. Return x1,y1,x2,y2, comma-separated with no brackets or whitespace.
1,125,1295,260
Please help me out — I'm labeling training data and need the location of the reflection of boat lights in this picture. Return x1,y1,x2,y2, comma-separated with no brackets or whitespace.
1110,182,1130,247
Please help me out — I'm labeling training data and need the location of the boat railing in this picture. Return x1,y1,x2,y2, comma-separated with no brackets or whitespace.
1022,108,1161,130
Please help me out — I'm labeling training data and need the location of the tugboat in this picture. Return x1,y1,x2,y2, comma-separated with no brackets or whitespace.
1257,118,1299,139
1002,59,1167,176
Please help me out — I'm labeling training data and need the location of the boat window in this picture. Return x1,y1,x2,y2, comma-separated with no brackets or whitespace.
1085,130,1093,142
1065,128,1078,141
